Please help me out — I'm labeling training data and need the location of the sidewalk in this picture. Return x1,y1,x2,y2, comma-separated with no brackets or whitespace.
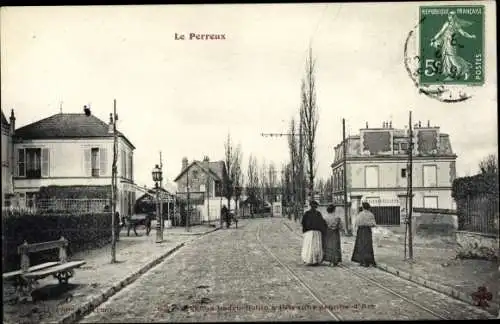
282,218,499,316
2,224,219,324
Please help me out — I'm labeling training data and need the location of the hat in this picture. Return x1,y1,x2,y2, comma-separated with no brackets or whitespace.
310,200,319,207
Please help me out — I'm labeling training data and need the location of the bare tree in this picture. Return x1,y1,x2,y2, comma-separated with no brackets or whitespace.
300,47,319,201
315,178,325,203
479,153,498,175
268,161,277,202
224,133,242,212
259,159,268,208
246,154,259,216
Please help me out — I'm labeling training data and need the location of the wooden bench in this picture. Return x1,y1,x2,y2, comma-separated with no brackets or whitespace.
2,237,86,302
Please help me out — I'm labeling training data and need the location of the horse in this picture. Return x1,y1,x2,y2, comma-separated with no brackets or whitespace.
124,213,152,236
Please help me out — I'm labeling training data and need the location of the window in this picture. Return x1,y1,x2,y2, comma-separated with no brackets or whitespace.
84,147,107,177
121,150,126,178
192,170,199,180
17,148,49,178
128,153,133,180
365,166,379,188
393,143,399,151
423,196,438,209
91,148,99,177
423,165,437,187
401,143,408,151
401,168,407,178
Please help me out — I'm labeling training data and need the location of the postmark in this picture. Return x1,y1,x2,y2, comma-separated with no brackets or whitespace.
404,5,485,103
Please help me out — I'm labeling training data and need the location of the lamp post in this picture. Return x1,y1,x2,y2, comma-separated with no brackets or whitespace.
152,164,163,243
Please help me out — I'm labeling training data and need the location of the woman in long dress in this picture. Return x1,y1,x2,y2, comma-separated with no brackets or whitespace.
301,200,327,266
430,11,476,81
351,202,377,267
322,205,343,266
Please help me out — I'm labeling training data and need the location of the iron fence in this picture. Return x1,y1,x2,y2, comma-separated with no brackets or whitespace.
362,198,401,226
459,194,499,235
2,197,110,215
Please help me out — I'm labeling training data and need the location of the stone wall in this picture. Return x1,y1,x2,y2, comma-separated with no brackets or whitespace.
412,208,458,236
455,231,499,261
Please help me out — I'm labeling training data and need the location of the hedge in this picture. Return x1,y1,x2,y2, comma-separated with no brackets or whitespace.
452,173,499,231
452,173,498,199
2,211,112,273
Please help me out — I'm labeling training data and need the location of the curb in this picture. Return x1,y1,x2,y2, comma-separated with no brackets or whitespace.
376,262,499,316
167,227,220,236
56,242,186,324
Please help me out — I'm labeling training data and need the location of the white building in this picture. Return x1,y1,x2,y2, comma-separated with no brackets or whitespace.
1,110,15,208
11,108,137,217
331,120,457,225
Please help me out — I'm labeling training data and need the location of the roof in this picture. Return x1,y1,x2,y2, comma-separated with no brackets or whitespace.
333,127,455,164
14,113,135,149
136,187,175,202
1,110,9,127
173,160,227,182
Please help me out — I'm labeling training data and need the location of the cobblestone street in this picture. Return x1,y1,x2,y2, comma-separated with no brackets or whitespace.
80,218,493,322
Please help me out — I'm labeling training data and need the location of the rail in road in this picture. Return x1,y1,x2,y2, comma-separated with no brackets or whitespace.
255,220,491,320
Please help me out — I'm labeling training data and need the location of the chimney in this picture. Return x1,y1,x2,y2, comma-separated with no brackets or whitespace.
83,105,91,116
182,157,188,170
427,120,430,127
9,109,15,136
389,121,392,128
366,122,368,129
382,121,386,128
203,156,210,164
108,113,114,133
418,121,422,128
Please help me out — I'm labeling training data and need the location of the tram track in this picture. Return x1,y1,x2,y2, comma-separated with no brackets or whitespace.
279,220,493,320
255,223,343,321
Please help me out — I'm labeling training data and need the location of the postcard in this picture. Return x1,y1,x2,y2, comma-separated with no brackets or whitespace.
1,2,498,323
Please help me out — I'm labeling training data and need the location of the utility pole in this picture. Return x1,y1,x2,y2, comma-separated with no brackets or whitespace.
159,151,163,229
111,99,118,263
186,168,190,232
342,119,352,236
408,111,414,260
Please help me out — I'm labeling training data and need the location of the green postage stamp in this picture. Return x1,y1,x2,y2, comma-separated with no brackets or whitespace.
419,5,484,86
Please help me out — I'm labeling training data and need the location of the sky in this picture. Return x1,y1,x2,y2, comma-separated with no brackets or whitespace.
1,2,497,190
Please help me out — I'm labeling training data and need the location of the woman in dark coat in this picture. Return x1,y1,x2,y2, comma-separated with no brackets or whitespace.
301,200,328,265
351,202,377,267
322,205,342,266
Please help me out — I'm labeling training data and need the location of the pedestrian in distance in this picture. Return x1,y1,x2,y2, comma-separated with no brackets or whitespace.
351,202,377,267
322,204,343,267
221,205,229,229
301,200,327,266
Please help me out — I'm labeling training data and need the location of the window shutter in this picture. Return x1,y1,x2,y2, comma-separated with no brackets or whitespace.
17,149,25,177
100,148,108,176
41,148,50,177
84,148,91,177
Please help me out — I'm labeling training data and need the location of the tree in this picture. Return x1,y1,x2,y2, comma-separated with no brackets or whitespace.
224,133,242,212
246,154,259,215
315,178,325,202
479,154,498,175
259,159,268,208
300,47,319,201
268,161,277,202
288,116,305,220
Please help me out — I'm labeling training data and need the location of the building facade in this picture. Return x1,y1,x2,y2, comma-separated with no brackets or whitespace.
331,120,457,214
1,110,15,208
11,109,136,217
174,156,231,223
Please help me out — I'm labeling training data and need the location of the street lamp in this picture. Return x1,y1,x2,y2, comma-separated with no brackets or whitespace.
152,164,163,243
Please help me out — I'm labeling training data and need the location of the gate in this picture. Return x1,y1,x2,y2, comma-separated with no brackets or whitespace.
363,198,400,226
